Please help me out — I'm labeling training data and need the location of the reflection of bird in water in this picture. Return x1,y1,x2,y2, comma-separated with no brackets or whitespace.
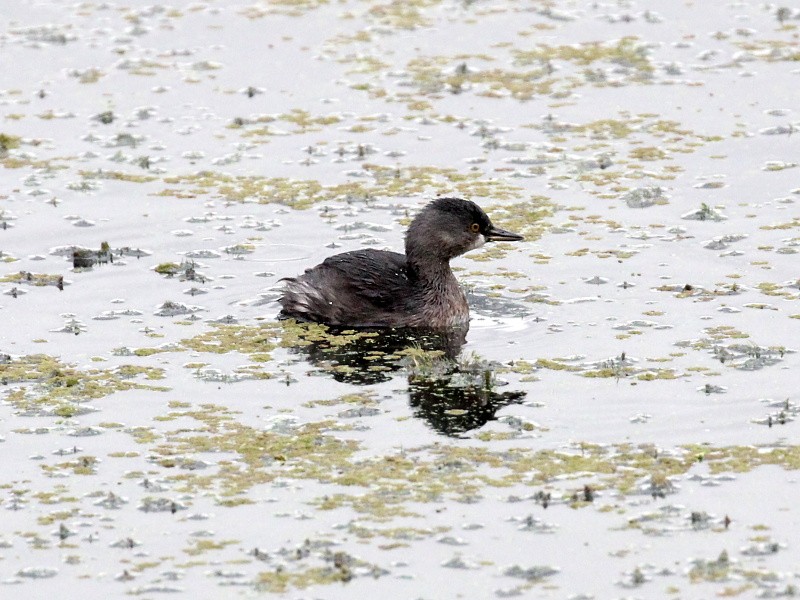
282,324,526,437
279,198,523,328
285,325,468,385
408,367,526,438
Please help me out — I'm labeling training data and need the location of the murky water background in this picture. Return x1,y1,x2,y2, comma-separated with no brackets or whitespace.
1,1,799,597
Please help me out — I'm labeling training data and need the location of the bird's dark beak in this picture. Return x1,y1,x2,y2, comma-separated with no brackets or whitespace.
485,225,524,242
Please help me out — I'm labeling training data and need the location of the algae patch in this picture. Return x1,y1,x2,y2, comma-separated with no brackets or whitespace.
0,354,167,415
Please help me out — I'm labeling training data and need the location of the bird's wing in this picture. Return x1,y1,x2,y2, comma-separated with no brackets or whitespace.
280,249,415,325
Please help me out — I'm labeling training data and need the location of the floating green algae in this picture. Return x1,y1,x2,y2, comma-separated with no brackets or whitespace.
239,0,330,19
77,169,158,183
157,164,525,208
535,358,582,372
42,456,100,476
487,198,553,239
179,323,279,355
267,430,783,509
0,132,21,154
0,271,62,286
303,391,377,408
0,354,167,414
134,400,788,523
255,563,363,593
227,109,344,136
403,54,556,100
184,538,238,556
145,404,360,500
350,37,658,104
513,37,654,74
687,550,733,583
686,445,800,474
128,321,419,383
760,217,800,230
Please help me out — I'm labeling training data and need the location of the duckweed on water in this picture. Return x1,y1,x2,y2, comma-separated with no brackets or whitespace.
0,132,21,153
42,456,100,476
149,410,360,500
760,217,800,230
535,359,581,372
0,354,167,414
685,445,800,474
255,565,359,594
376,38,659,103
77,169,157,183
488,199,553,238
131,401,800,519
228,109,343,135
466,243,518,262
179,323,279,355
404,54,556,99
513,37,653,73
0,271,63,286
157,165,525,208
239,0,330,19
154,262,181,275
303,391,377,408
184,538,238,556
133,321,389,377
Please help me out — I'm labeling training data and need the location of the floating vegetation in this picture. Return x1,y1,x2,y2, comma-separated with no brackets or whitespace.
0,271,63,288
73,241,113,269
158,165,525,208
376,37,658,103
77,169,157,183
513,37,653,75
682,203,728,221
403,54,556,100
239,0,329,19
622,186,669,208
0,354,166,415
154,260,206,282
486,198,553,240
228,109,343,135
154,300,205,317
0,132,22,155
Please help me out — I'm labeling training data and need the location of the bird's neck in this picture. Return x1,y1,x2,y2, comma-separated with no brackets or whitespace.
407,253,456,287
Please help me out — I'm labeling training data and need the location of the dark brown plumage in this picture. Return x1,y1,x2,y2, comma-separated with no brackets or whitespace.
279,198,523,327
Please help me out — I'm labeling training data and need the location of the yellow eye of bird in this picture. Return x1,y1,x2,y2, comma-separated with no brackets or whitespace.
470,223,480,233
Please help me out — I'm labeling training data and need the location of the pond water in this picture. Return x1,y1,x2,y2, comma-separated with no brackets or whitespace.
1,1,799,598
